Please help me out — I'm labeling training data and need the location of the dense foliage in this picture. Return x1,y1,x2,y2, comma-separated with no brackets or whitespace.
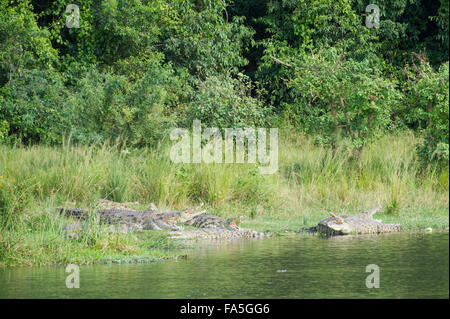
405,59,449,164
287,48,400,158
0,0,448,166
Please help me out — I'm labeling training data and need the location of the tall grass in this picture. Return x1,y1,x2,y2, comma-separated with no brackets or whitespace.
0,130,448,265
278,131,448,215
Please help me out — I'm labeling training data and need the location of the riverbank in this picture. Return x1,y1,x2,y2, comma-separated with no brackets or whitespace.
0,130,448,266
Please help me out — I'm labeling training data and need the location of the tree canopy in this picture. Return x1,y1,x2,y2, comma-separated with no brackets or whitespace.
0,0,448,165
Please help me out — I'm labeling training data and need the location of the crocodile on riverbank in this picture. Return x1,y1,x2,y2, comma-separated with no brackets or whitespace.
58,201,206,238
58,201,266,240
314,205,401,236
59,207,184,230
183,214,243,229
62,221,143,239
169,227,270,240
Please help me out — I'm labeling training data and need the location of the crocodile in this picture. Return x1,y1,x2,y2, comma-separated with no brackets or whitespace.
169,227,270,240
315,205,401,236
59,201,268,240
58,202,206,236
62,221,143,239
183,214,243,229
59,207,179,230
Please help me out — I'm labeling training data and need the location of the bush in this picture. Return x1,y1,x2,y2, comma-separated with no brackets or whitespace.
255,0,375,109
404,61,449,166
0,0,57,86
287,47,401,159
162,2,254,77
184,73,269,129
68,58,178,147
1,69,68,144
0,57,181,147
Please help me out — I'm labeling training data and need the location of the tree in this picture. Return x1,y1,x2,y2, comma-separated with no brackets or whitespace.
288,47,401,162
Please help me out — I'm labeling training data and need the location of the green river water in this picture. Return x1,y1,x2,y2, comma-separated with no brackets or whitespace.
0,231,448,298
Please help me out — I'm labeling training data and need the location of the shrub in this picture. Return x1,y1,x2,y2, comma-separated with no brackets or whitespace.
162,2,254,77
255,0,375,109
184,73,269,129
287,47,401,160
0,0,57,86
404,61,449,166
68,59,178,147
1,69,68,144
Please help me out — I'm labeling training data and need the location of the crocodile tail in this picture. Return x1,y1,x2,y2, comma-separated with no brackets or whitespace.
247,229,269,238
380,223,401,233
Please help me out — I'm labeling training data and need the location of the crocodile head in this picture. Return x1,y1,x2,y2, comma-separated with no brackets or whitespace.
318,212,353,235
226,216,244,230
327,212,353,235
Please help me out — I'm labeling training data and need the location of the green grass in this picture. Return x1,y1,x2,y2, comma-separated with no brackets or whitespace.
0,204,188,266
0,130,448,266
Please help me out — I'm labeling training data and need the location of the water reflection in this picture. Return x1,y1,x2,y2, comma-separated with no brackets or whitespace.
0,232,448,298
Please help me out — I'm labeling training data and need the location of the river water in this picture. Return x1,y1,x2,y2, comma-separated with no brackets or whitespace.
0,232,448,298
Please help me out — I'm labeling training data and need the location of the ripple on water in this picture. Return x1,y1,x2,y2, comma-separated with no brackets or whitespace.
0,232,448,298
